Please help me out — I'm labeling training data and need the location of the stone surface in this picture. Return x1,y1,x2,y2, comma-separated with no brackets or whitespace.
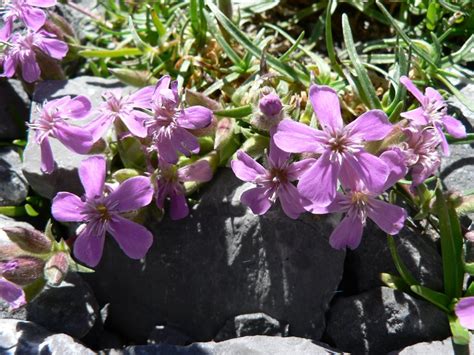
0,148,29,206
389,336,473,355
22,76,122,199
215,312,289,342
0,79,29,141
0,318,95,354
343,222,443,294
54,0,103,41
105,336,341,355
26,272,100,339
84,169,345,343
325,287,450,354
448,83,474,128
148,325,192,346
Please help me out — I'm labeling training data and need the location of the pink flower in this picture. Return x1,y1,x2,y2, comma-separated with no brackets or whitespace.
274,85,393,209
51,156,154,267
400,76,466,156
144,75,213,163
155,159,212,220
0,0,57,41
455,297,474,330
0,261,26,310
28,95,94,174
1,29,68,82
87,87,155,141
313,150,407,250
231,138,315,219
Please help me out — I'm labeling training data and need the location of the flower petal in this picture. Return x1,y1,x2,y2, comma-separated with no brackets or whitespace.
367,198,407,235
107,216,153,260
85,114,114,142
329,213,363,250
177,106,213,129
121,113,147,138
172,127,200,156
51,192,86,222
435,124,450,156
273,119,324,153
268,136,290,169
178,160,212,183
400,107,429,126
286,158,316,181
309,84,343,131
36,36,68,59
40,138,55,174
27,0,57,7
424,87,443,102
73,222,106,268
278,183,305,219
442,115,466,139
169,192,189,220
231,150,267,182
21,52,40,83
53,122,94,154
21,7,46,32
0,277,26,309
400,76,425,104
455,297,474,330
298,151,340,210
59,96,91,119
379,150,408,190
351,151,389,193
0,18,14,41
79,156,106,199
129,86,154,108
346,110,392,141
107,176,153,212
240,187,273,215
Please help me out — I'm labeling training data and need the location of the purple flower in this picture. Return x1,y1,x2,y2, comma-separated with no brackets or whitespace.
29,95,94,174
251,93,284,131
0,0,57,41
400,76,466,156
51,156,154,267
155,159,212,220
455,297,474,330
1,29,68,82
0,261,26,309
87,87,154,141
231,138,315,219
312,150,407,250
144,75,213,163
274,84,393,209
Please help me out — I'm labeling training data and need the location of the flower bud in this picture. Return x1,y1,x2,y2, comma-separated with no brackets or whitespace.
1,257,45,286
259,93,283,118
447,191,463,209
2,226,53,254
44,252,69,286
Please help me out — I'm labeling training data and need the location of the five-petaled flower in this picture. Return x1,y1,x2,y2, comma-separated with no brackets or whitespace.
29,95,94,174
155,158,212,220
52,156,154,267
274,84,393,210
144,75,212,163
400,75,466,156
0,0,57,41
231,138,315,219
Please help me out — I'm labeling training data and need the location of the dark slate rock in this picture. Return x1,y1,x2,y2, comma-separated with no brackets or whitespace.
0,147,28,206
326,287,450,354
214,312,289,342
0,79,29,141
389,336,473,355
105,336,341,355
148,325,192,346
0,319,95,354
22,76,123,199
343,222,443,294
26,272,100,339
448,83,474,128
84,169,345,343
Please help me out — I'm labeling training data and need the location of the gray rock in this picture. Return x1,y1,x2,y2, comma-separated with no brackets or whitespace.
440,143,474,195
148,325,192,346
215,313,289,342
0,79,29,140
448,83,474,128
0,148,28,206
344,222,443,293
0,318,95,354
105,336,341,355
326,287,450,354
22,76,122,199
27,272,100,339
389,336,473,355
84,169,345,342
54,0,103,41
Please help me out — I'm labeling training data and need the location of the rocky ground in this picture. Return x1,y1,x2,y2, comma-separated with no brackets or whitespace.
0,77,473,354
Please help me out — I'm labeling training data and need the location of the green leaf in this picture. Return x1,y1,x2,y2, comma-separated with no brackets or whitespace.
0,206,26,217
446,133,474,145
466,281,474,296
214,105,253,118
434,73,474,112
128,16,151,53
325,0,343,77
25,204,39,217
279,31,305,62
387,234,419,286
426,1,440,30
449,314,471,345
341,14,381,110
109,68,157,87
206,0,309,85
380,272,411,293
465,262,474,275
23,277,47,302
410,285,451,312
78,47,142,58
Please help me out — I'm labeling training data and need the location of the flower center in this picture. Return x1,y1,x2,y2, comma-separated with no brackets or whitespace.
348,191,369,223
269,167,288,184
424,98,446,124
95,203,111,221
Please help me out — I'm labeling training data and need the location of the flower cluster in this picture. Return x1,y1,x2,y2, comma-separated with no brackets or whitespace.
0,0,68,83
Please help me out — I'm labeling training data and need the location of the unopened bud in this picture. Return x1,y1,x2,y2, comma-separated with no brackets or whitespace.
447,191,463,209
112,169,141,183
44,252,69,286
2,257,45,286
2,226,52,254
259,93,283,118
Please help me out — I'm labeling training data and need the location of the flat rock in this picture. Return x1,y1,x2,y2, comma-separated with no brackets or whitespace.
22,76,122,199
215,312,289,342
0,79,29,141
343,222,443,294
0,318,95,354
105,336,341,355
84,169,345,342
389,336,473,355
325,287,450,354
0,147,28,206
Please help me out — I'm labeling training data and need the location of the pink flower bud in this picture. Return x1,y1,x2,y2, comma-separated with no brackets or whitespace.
2,226,52,254
44,252,69,286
